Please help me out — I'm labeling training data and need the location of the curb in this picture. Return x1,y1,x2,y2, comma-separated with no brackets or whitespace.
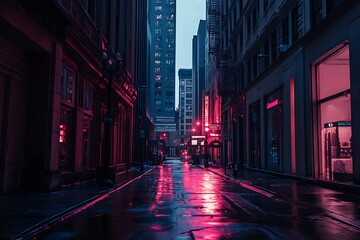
14,167,156,240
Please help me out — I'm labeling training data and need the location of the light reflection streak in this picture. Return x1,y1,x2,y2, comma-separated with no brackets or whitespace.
199,172,220,215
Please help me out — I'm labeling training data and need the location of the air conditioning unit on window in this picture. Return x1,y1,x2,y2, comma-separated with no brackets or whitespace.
278,44,289,53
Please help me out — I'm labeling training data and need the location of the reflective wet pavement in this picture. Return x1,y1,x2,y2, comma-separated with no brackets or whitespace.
36,158,360,240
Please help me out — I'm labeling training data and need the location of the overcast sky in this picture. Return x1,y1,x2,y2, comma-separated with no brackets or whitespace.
175,0,206,108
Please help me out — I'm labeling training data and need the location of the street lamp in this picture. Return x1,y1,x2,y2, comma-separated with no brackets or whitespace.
99,46,122,186
204,126,209,168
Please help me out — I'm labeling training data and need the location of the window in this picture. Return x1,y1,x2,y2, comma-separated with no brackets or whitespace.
316,46,352,181
252,54,258,78
265,88,283,171
155,28,162,34
83,83,93,111
155,83,162,89
282,16,289,45
155,91,161,96
61,65,76,103
165,99,174,105
155,6,162,11
271,31,277,63
252,6,258,28
246,59,251,83
82,117,91,168
155,14,162,19
154,43,162,50
326,0,344,14
165,91,173,96
247,16,251,37
59,108,74,171
264,0,269,10
155,100,162,105
311,0,323,27
155,68,161,73
291,6,299,43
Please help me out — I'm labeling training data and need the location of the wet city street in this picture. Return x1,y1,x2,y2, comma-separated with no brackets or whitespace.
36,158,360,240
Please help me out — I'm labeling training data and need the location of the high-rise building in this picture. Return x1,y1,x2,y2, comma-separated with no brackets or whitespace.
148,0,177,138
192,20,206,124
178,69,193,142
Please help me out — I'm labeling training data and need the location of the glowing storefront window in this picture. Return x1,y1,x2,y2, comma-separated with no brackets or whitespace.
317,46,352,182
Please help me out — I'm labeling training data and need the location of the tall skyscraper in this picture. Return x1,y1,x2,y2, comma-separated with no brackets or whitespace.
148,0,176,136
192,20,206,122
178,69,193,142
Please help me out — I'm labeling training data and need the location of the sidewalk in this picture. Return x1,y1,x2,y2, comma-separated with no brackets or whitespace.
206,163,360,194
0,165,155,240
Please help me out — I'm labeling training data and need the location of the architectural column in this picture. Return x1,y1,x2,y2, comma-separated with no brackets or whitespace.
349,18,360,184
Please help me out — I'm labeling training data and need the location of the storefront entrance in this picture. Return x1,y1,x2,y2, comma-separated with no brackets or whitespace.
316,46,352,182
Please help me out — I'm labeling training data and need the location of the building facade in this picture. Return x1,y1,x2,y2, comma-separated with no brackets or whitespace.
192,20,207,124
205,0,223,165
216,0,360,184
178,69,193,143
0,0,138,192
148,0,177,140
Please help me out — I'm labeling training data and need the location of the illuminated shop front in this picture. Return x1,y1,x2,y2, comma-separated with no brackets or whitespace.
265,88,283,172
315,46,352,182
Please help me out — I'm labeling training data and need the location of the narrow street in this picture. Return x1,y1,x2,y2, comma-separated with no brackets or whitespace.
38,158,360,240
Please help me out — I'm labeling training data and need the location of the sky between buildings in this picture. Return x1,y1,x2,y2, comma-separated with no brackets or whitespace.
175,0,206,109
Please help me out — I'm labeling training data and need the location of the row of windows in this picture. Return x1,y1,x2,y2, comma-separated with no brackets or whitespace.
155,0,175,4
154,90,174,96
155,36,175,43
61,65,93,112
229,5,301,86
155,107,175,113
311,0,344,26
155,99,174,105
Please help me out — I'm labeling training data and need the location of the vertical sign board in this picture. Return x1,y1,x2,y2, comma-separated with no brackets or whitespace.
204,95,209,126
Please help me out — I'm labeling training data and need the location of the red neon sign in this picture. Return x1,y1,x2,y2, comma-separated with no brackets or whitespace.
266,99,279,110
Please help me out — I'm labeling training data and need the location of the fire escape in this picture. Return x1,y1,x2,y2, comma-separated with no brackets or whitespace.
207,0,221,55
218,59,235,97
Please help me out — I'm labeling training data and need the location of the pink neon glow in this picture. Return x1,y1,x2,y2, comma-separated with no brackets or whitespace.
290,77,296,174
266,99,279,110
